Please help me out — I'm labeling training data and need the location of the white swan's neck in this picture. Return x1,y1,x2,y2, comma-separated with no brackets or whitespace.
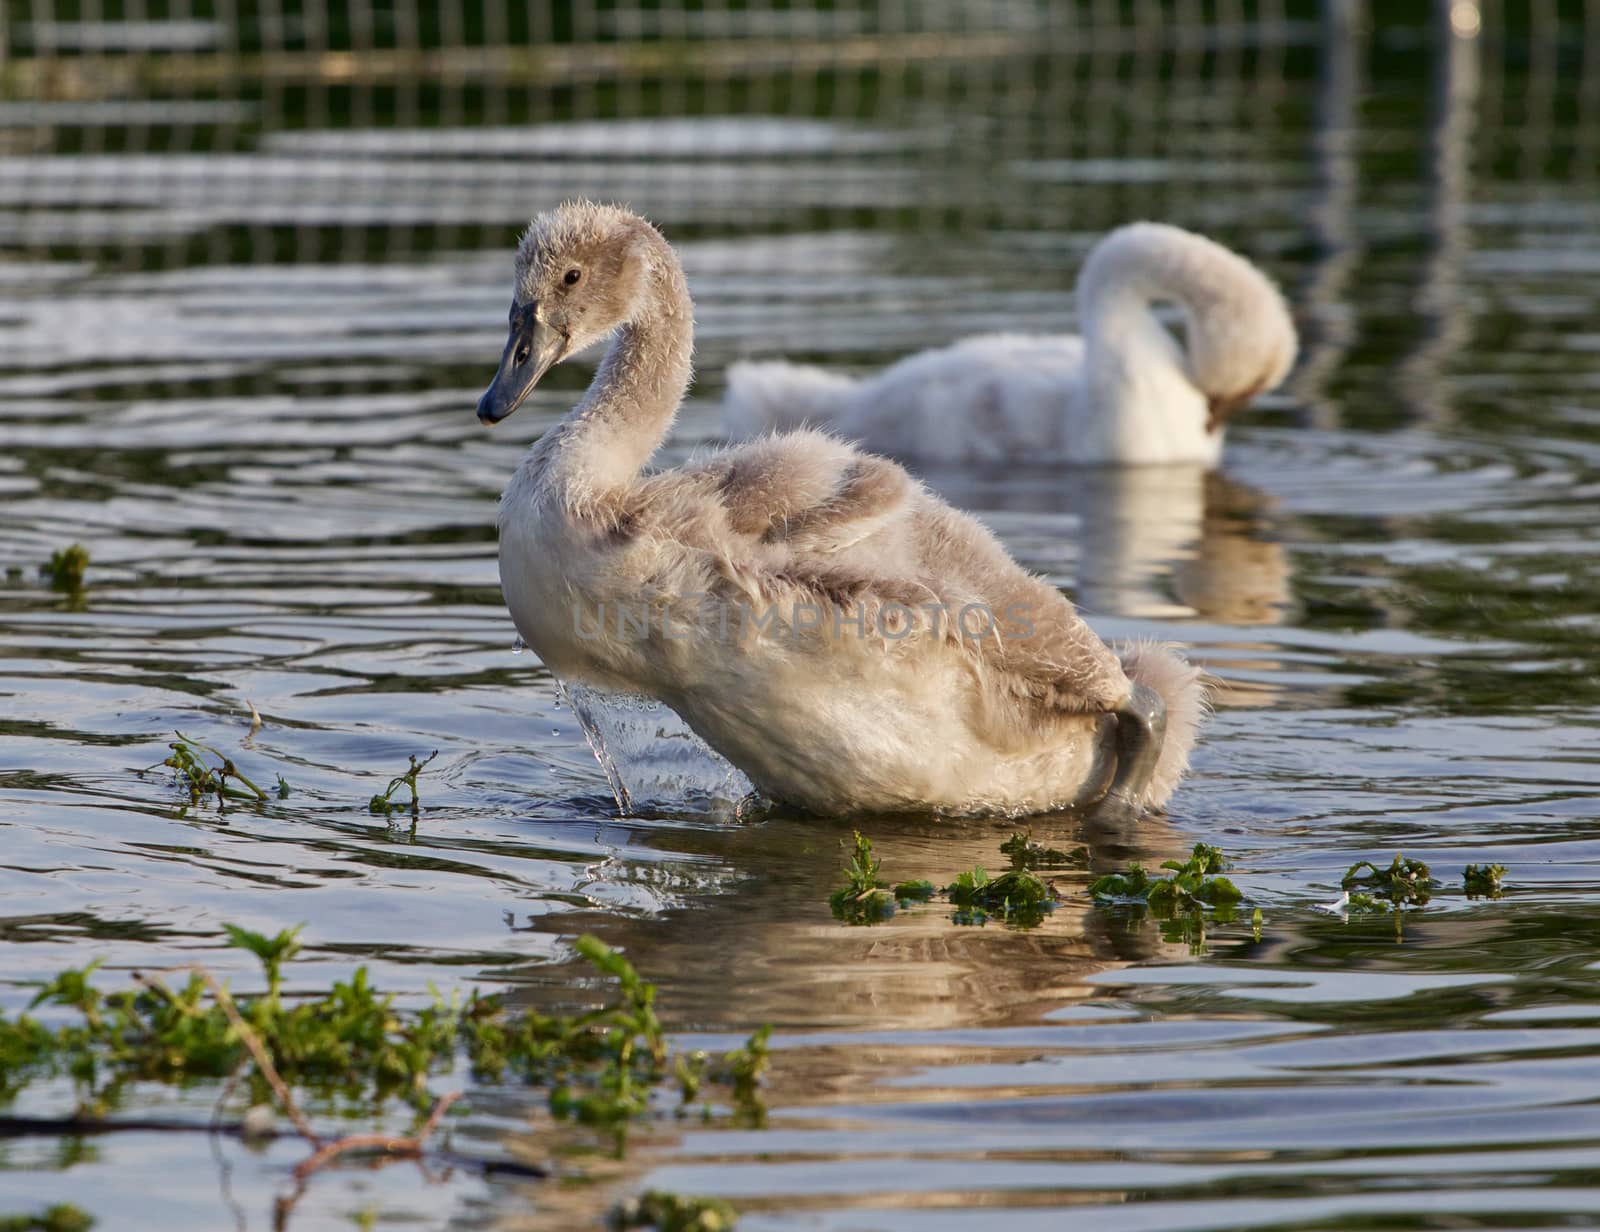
544,249,694,498
1075,236,1213,463
1074,223,1295,463
1078,224,1211,405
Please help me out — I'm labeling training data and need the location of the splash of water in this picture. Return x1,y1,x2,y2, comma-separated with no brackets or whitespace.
557,679,635,814
556,680,754,817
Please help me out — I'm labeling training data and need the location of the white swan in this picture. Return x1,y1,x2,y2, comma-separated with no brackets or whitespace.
722,223,1298,467
479,203,1206,816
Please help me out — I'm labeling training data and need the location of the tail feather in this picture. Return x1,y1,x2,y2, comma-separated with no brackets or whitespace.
1116,640,1209,811
721,361,858,440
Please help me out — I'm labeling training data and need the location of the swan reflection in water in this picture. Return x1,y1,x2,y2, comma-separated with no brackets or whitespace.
919,460,1293,629
491,805,1211,1225
509,807,1198,1032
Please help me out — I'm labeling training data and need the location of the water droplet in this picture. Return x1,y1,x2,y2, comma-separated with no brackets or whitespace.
511,635,526,655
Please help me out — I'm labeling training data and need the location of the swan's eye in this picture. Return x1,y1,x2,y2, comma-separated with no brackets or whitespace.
563,268,582,287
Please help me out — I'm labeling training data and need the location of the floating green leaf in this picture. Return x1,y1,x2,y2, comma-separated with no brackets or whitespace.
42,544,89,592
998,829,1082,870
1088,844,1253,955
1090,844,1239,910
609,1191,738,1231
945,866,1057,928
0,1205,94,1232
1342,853,1435,907
828,832,895,924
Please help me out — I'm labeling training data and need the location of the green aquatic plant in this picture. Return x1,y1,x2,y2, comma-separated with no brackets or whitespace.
1341,853,1435,907
827,831,895,923
368,750,439,817
0,928,770,1164
824,833,1067,928
945,866,990,901
465,934,769,1152
221,923,302,1011
1088,844,1249,956
1338,889,1411,940
41,544,89,591
0,1206,93,1232
153,731,269,806
669,1024,769,1130
945,866,1057,928
1087,861,1155,900
1464,862,1508,899
721,1024,771,1126
1090,843,1241,911
999,829,1082,870
609,1191,738,1231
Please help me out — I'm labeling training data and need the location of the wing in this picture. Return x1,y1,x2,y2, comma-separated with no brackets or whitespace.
639,431,1132,715
687,429,913,553
910,500,1132,715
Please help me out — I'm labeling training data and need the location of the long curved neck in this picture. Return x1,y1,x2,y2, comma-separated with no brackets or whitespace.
545,249,694,499
1077,270,1208,453
1073,225,1256,463
1078,227,1204,404
1075,223,1293,449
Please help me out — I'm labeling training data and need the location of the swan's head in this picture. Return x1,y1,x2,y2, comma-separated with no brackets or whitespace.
478,201,660,425
1170,238,1298,434
1080,222,1299,435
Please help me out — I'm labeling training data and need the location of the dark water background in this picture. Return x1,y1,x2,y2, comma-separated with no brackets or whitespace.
6,1,1600,1227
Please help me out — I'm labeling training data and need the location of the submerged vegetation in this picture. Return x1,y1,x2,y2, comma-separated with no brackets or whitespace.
827,831,897,923
828,830,1071,929
609,1190,739,1232
1089,843,1243,911
368,750,440,817
1464,862,1508,898
153,732,270,806
0,927,770,1176
0,1208,93,1232
1342,853,1436,909
998,829,1083,870
945,866,1057,927
1089,844,1250,954
42,544,90,592
145,726,442,823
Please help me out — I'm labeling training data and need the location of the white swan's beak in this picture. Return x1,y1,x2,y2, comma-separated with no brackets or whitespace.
478,303,567,425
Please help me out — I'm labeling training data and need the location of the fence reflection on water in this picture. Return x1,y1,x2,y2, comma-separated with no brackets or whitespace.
2,2,1595,407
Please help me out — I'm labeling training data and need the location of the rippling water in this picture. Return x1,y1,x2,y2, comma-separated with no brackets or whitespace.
6,6,1600,1230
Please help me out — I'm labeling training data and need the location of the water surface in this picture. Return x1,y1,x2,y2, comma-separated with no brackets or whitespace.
5,5,1600,1229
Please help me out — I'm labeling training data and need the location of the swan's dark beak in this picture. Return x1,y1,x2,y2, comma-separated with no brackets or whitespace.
1206,373,1269,433
1101,682,1167,813
478,303,566,425
1206,393,1244,434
